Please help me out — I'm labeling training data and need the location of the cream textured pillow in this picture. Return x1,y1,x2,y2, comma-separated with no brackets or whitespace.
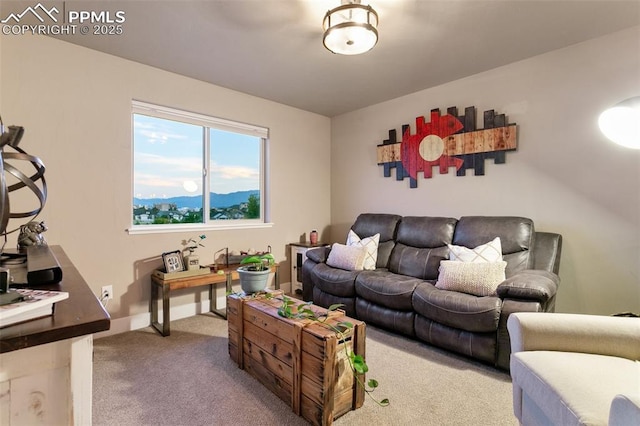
435,260,507,296
448,237,503,263
326,243,366,271
346,230,380,270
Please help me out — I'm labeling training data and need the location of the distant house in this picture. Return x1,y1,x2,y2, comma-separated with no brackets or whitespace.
134,213,154,224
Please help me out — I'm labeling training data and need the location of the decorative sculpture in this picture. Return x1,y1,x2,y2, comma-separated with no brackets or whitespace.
0,115,47,254
17,221,48,250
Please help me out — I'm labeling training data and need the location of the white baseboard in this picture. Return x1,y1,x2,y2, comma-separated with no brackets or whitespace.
94,281,293,339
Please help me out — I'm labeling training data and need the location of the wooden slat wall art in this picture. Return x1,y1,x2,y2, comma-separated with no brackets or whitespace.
376,106,518,188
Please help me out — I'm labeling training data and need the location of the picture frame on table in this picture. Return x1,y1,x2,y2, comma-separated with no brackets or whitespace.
162,250,184,273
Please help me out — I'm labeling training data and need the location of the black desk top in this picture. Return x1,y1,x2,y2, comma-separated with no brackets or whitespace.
0,245,111,353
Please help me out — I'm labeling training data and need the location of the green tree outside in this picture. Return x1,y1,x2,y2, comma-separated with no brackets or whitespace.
245,194,260,219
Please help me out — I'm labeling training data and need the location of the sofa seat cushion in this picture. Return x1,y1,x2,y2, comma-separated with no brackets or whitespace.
356,297,415,337
355,271,421,311
412,282,501,332
414,315,496,364
311,263,360,298
511,351,640,426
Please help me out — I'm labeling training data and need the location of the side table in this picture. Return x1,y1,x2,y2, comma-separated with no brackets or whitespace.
290,242,329,295
150,264,279,336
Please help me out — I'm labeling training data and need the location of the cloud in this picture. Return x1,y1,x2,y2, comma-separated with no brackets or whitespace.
134,119,190,145
211,163,259,180
135,172,180,189
136,153,202,173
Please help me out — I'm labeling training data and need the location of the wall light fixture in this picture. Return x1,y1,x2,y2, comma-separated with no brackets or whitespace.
598,96,640,149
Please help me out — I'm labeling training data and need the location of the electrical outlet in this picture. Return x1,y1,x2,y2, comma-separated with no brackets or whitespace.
101,285,113,300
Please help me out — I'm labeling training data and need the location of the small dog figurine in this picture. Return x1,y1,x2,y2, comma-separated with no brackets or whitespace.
17,221,48,250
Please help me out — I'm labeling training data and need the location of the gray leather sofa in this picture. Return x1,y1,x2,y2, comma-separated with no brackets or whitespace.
302,214,562,370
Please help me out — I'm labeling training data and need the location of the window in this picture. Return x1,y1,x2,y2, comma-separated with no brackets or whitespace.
130,101,269,233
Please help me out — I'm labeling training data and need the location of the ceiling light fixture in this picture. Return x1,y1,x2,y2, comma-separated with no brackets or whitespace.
323,0,379,55
598,96,640,149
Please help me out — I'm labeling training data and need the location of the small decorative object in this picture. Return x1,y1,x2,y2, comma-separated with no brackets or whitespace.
184,252,199,271
215,246,274,268
17,221,48,250
377,106,518,188
213,247,229,269
0,116,47,255
183,235,206,271
237,251,275,294
162,250,184,273
310,229,318,245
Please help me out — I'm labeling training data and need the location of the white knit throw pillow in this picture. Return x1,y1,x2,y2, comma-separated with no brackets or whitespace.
435,260,507,296
326,243,367,271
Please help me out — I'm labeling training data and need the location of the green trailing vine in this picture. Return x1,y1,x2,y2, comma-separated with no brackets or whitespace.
272,294,389,407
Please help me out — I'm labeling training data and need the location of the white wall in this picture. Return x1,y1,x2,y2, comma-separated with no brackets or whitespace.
0,34,331,320
330,27,640,315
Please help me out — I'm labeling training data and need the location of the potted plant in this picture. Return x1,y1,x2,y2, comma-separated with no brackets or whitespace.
237,252,275,294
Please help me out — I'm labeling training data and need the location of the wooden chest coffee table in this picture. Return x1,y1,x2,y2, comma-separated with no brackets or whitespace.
227,292,365,426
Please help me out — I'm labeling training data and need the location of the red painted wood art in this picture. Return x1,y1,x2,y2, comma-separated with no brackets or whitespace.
377,106,517,188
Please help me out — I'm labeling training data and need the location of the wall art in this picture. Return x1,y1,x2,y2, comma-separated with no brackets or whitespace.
377,106,517,188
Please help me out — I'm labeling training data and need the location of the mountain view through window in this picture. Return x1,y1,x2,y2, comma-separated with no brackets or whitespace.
131,103,267,228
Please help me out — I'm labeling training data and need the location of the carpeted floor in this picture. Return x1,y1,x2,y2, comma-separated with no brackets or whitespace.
93,313,517,425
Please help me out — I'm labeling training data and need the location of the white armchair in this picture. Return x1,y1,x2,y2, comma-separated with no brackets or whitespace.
507,312,640,425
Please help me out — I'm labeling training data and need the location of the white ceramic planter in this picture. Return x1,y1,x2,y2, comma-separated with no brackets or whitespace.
237,267,270,294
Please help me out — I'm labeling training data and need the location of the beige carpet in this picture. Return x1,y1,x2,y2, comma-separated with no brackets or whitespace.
93,313,517,425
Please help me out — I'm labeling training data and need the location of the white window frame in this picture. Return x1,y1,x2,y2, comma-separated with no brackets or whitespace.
128,100,271,235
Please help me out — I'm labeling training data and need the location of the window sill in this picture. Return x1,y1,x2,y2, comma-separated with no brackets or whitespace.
127,222,274,235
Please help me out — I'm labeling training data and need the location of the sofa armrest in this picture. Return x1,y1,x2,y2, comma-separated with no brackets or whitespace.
305,246,330,264
497,270,559,304
507,312,640,360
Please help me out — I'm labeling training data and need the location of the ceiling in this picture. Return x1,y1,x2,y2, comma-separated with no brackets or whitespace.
48,1,640,117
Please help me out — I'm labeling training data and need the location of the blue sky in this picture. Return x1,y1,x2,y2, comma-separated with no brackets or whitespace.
133,114,260,199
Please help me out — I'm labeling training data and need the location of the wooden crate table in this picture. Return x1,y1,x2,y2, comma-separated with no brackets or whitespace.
227,292,365,426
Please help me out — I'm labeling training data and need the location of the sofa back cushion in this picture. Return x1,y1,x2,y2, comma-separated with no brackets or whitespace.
389,216,457,280
453,216,535,277
351,213,402,268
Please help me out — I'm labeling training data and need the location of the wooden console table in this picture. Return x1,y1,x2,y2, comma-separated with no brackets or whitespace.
150,264,278,336
0,246,111,425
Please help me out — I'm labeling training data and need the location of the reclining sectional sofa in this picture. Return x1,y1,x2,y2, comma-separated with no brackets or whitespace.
301,214,562,370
